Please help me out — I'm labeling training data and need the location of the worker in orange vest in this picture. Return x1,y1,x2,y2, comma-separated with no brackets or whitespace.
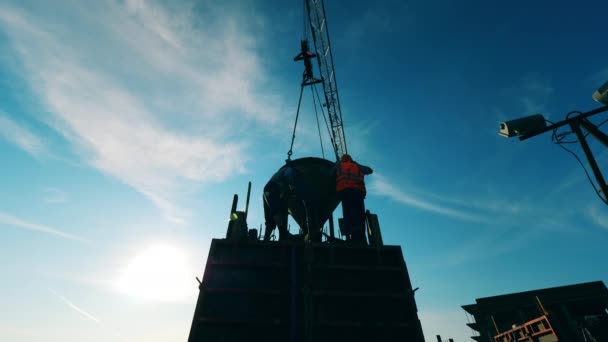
335,154,373,244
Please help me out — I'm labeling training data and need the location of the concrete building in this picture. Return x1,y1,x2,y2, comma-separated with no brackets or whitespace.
462,281,608,342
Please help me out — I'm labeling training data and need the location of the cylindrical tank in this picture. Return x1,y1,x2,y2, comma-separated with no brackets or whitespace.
283,157,339,236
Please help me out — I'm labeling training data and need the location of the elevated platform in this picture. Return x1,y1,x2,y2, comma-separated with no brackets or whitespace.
188,239,425,342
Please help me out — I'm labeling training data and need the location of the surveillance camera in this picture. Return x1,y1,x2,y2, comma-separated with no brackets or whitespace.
499,114,547,138
592,81,608,105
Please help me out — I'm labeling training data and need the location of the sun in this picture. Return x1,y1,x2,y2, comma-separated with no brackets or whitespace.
115,244,194,301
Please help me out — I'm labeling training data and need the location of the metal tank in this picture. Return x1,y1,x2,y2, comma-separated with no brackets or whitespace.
283,157,339,237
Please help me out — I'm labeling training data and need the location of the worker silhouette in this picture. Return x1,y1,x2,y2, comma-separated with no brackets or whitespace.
335,154,373,244
294,39,321,86
263,161,322,242
263,164,295,241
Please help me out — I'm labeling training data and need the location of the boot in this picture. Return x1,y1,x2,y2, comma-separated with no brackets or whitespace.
264,223,276,241
350,227,367,245
278,227,293,241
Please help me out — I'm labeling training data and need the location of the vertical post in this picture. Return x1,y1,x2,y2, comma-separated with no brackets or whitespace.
570,121,608,201
491,315,500,335
226,194,239,239
536,296,548,316
230,194,238,214
290,246,297,342
436,335,442,342
245,182,252,219
328,212,335,240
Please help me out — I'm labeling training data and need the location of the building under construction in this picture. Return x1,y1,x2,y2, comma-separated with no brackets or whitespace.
462,281,608,342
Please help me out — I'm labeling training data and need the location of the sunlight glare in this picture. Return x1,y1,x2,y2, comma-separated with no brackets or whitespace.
115,244,193,301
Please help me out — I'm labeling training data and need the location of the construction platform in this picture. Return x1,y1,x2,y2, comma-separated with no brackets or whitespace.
188,238,425,342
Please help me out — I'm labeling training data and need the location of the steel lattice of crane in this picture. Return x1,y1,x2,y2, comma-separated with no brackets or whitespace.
304,0,347,161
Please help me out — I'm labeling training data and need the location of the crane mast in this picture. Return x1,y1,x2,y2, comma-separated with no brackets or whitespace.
304,0,347,160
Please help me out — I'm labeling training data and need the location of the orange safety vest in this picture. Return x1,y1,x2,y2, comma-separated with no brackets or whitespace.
336,161,365,193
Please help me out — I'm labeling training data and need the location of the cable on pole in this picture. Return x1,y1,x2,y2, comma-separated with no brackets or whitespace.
550,111,608,205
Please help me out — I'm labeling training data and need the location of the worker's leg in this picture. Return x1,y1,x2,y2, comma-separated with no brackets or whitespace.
340,189,357,240
277,198,292,241
263,183,279,241
350,192,366,244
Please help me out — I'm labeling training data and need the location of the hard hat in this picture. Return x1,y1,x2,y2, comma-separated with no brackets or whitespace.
341,154,352,162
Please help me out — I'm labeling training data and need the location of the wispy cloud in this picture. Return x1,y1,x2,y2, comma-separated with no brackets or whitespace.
42,187,68,204
0,113,46,157
0,212,87,241
49,288,101,323
587,205,608,230
520,75,554,115
369,175,491,222
0,1,285,222
590,67,608,85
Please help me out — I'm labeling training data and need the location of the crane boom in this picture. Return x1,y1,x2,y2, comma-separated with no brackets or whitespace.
304,0,347,160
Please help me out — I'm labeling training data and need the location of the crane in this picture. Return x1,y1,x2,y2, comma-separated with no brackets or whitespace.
187,2,426,341
291,0,347,161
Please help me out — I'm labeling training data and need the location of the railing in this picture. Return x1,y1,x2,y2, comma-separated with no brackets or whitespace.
494,315,558,342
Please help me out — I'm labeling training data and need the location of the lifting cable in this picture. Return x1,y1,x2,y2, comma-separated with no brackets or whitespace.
310,86,325,159
287,85,305,160
313,83,338,157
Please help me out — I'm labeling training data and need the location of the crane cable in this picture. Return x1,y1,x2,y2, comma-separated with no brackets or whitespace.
310,85,325,159
287,85,305,160
313,84,335,148
313,83,339,159
287,84,335,160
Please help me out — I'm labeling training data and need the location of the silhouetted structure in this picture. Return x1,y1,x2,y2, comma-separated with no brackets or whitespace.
462,281,608,342
188,239,425,342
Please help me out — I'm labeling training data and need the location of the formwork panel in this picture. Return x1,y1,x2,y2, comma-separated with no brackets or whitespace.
188,239,425,342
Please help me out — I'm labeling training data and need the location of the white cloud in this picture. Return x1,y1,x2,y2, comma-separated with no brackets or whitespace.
0,114,46,157
0,1,285,222
0,212,87,241
369,174,490,222
520,75,553,115
42,187,68,203
588,205,608,230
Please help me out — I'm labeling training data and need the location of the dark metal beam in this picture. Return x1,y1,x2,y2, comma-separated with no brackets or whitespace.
570,121,608,201
519,105,608,141
580,119,608,148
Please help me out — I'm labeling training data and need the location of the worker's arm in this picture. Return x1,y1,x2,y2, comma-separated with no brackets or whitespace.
329,161,339,176
357,163,373,175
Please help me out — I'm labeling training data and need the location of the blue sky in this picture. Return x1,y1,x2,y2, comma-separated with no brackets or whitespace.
1,0,607,341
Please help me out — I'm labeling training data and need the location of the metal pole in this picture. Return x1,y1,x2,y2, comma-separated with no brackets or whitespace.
245,182,251,219
328,212,335,239
520,105,608,141
570,120,608,200
580,119,608,148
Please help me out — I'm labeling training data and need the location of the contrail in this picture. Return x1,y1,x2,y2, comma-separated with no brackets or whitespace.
0,212,87,242
48,289,101,323
48,289,130,341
